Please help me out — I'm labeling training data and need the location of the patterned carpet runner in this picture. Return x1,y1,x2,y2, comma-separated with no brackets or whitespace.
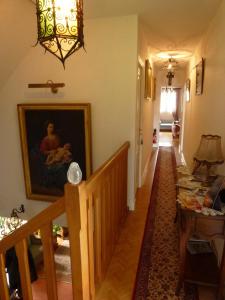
133,147,198,300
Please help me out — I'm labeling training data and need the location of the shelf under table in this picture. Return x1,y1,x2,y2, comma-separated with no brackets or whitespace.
184,251,220,287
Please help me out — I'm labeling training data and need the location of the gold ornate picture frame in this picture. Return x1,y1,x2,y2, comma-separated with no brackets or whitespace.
151,77,156,101
18,103,92,202
144,59,152,100
186,78,191,102
196,58,205,95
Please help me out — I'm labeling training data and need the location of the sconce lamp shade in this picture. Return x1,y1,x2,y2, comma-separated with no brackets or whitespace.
194,135,224,165
36,0,84,67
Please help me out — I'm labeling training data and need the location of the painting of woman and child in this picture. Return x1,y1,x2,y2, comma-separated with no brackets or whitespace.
18,103,92,201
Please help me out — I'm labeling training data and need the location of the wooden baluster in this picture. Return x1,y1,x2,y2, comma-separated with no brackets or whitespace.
105,176,111,266
0,253,10,300
87,194,95,298
64,183,92,300
111,168,116,245
15,239,33,300
40,223,58,300
123,152,128,220
94,187,102,284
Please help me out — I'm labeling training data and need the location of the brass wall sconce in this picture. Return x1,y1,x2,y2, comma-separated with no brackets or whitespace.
28,80,65,93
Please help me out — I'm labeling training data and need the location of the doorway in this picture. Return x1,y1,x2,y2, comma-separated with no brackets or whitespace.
159,88,181,146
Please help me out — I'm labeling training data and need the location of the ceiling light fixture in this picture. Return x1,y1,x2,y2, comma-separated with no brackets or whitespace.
35,0,84,67
157,50,192,60
163,58,178,70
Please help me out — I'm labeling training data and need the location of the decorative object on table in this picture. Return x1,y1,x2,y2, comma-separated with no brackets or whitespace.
67,162,82,185
177,165,192,175
144,59,152,99
207,176,225,211
176,192,224,216
177,191,203,211
18,103,92,202
203,194,213,208
176,173,225,214
195,58,205,95
35,0,84,67
192,134,224,181
176,176,202,190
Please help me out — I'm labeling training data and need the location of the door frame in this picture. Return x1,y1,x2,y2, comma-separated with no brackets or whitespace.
134,60,144,193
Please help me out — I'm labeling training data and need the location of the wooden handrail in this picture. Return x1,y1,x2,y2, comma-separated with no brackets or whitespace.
0,197,65,252
86,141,130,186
0,141,130,300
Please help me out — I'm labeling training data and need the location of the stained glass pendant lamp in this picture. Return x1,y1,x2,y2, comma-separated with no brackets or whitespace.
35,0,84,67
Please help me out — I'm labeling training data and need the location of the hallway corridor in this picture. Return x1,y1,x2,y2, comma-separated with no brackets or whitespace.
96,141,218,299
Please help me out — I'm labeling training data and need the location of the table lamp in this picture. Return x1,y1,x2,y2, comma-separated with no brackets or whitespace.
192,134,224,180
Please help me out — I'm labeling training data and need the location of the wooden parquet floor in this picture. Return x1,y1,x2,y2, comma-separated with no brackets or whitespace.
96,149,158,300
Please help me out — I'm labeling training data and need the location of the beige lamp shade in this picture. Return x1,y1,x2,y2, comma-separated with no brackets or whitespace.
194,134,224,165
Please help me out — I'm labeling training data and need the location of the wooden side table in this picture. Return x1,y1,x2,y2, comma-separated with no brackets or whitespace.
176,205,225,299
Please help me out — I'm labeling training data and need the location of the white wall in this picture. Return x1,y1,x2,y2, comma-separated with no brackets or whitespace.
182,0,225,174
0,13,138,218
0,0,35,90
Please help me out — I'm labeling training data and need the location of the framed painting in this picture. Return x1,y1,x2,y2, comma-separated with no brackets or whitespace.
18,103,92,202
196,58,205,95
151,77,156,101
144,59,152,99
185,78,191,102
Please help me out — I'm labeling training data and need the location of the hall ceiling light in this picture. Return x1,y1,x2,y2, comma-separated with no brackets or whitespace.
157,50,192,60
162,58,178,70
35,0,84,67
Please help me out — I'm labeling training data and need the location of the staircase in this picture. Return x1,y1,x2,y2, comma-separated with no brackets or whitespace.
0,142,130,300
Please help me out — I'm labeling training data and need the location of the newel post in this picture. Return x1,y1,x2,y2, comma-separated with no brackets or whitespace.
64,182,91,300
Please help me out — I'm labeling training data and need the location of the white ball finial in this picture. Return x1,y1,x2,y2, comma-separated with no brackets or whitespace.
67,162,82,185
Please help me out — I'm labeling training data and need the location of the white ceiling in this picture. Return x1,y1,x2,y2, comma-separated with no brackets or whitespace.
84,0,222,60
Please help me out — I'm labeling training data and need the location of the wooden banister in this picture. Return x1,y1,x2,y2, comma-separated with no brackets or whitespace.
0,141,130,300
0,197,65,252
86,141,130,188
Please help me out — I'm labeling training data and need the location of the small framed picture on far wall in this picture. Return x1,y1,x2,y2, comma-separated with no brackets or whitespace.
144,59,152,100
196,58,205,95
185,78,191,102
